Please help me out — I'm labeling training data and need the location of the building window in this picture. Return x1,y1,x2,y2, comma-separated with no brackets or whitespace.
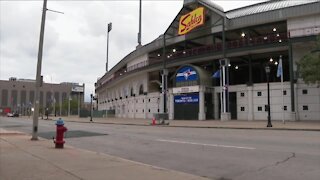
29,91,35,104
284,106,287,111
11,90,18,106
148,109,150,112
241,107,245,111
303,105,308,111
302,89,308,94
257,92,262,96
142,109,144,113
157,109,159,112
1,89,8,106
54,92,60,104
258,106,262,111
149,99,150,102
240,92,245,97
21,90,27,106
283,90,287,95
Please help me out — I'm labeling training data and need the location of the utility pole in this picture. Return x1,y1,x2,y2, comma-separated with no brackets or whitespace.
32,0,47,140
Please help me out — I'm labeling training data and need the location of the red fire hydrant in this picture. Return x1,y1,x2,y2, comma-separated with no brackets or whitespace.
54,118,67,149
152,117,156,125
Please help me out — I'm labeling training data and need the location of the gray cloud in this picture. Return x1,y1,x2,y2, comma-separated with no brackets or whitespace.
0,1,263,101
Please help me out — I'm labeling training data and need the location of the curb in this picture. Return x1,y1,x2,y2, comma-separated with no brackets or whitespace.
43,119,320,132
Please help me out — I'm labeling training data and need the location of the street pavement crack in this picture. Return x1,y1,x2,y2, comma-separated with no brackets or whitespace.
257,152,296,172
235,152,296,179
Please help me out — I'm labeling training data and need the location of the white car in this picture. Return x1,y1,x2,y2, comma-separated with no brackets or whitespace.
7,112,19,117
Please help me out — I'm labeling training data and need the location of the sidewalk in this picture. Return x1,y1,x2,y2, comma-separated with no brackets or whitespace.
0,128,210,180
46,116,320,131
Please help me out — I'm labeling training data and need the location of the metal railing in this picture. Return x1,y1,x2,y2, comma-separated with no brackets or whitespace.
97,32,289,88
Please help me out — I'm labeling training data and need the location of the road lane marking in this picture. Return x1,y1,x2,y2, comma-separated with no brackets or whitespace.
156,139,256,150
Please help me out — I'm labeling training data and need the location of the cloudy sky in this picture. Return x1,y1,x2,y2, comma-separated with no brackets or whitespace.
0,0,265,102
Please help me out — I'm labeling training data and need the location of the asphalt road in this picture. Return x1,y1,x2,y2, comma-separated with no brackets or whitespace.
1,117,319,180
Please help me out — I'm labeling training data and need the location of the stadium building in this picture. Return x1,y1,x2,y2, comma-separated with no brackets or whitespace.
95,0,320,121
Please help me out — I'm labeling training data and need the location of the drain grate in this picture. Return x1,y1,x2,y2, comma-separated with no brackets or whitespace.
38,130,108,139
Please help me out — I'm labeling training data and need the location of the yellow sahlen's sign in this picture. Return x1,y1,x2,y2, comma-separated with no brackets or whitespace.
178,7,205,35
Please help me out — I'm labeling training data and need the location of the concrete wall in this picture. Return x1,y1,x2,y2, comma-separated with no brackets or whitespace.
126,54,148,71
101,92,161,120
213,82,319,121
295,82,320,121
288,14,320,38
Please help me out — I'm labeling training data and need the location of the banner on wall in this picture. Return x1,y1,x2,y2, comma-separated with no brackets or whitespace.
178,7,205,35
176,66,198,82
173,86,199,94
174,93,199,104
175,65,199,87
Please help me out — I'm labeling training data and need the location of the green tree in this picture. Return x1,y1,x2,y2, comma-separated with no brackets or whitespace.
62,99,79,115
297,35,320,85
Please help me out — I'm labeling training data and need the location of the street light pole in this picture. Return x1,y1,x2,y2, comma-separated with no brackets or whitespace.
161,33,168,124
78,91,80,117
53,98,56,116
106,22,112,72
265,65,272,127
90,94,93,122
138,0,142,46
32,0,47,140
68,95,71,117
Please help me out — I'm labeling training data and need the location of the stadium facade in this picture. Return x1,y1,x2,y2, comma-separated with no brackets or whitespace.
95,0,320,121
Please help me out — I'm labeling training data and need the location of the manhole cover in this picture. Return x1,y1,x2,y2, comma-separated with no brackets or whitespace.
38,130,108,139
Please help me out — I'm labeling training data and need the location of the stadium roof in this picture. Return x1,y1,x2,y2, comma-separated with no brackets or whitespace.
226,0,320,19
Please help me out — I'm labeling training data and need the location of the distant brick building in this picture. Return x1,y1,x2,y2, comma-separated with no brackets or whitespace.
0,77,84,116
